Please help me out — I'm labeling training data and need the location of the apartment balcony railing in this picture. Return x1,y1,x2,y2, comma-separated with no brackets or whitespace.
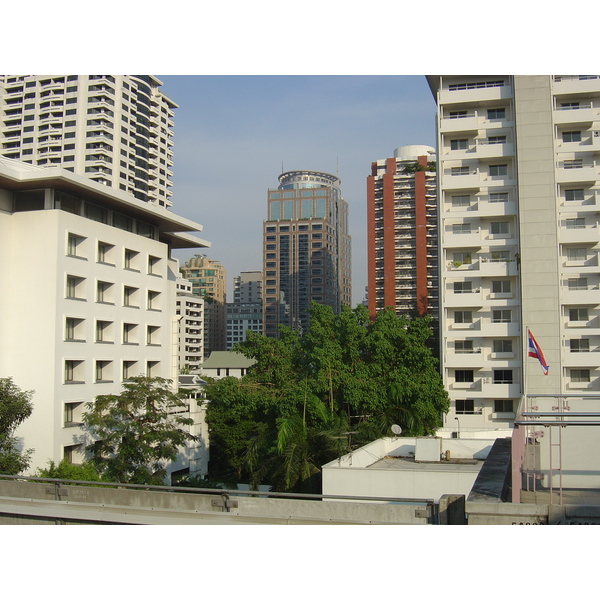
439,80,513,105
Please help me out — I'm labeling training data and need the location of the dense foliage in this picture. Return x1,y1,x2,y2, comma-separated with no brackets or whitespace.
205,304,449,492
82,376,196,485
0,377,34,475
35,458,104,482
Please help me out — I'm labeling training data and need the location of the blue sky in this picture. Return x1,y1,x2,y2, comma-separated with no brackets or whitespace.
161,75,437,304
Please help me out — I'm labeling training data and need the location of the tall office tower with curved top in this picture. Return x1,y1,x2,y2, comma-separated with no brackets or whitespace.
263,169,351,337
0,75,176,207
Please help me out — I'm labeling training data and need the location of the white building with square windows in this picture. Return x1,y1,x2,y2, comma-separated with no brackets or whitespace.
427,75,600,433
176,278,204,372
0,157,210,473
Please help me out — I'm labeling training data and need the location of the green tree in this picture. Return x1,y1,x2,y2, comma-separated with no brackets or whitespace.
205,304,449,492
0,377,34,475
35,458,103,482
82,376,196,485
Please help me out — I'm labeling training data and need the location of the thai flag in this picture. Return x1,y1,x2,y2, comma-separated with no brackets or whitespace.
528,330,549,375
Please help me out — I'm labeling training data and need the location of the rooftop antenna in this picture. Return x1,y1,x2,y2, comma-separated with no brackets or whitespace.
391,424,402,437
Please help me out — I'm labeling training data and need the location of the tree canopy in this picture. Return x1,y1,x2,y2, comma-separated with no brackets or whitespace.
204,303,449,492
0,377,34,475
82,376,196,485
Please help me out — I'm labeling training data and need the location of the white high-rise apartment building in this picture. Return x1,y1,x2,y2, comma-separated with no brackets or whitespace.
176,278,204,372
0,157,209,473
428,75,600,432
0,75,176,207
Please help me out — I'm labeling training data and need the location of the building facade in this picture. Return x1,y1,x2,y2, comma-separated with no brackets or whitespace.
0,157,209,473
0,75,176,207
428,74,600,432
367,145,439,326
226,271,263,350
179,255,226,358
176,278,204,372
263,170,351,337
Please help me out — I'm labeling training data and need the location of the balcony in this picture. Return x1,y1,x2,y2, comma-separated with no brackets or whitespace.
442,168,481,190
481,382,521,398
444,350,484,368
560,225,598,244
479,258,518,277
476,198,517,217
553,76,600,95
556,161,598,183
444,290,483,307
483,322,520,337
439,81,513,105
443,230,482,248
561,287,600,305
562,350,600,367
553,104,598,125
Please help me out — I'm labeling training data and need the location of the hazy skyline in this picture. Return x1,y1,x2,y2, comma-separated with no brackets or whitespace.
160,75,437,304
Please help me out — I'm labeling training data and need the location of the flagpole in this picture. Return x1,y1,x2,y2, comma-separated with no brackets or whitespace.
523,326,528,416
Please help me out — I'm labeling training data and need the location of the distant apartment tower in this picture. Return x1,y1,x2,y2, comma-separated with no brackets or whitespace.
0,157,209,473
226,271,263,349
179,254,226,358
176,278,204,372
367,145,438,325
428,74,600,431
0,75,176,207
263,170,351,336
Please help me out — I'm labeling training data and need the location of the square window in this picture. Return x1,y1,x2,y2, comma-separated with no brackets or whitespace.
450,139,468,150
567,247,587,262
97,280,114,303
562,131,581,142
570,339,590,353
490,221,509,235
124,248,139,270
65,360,84,383
451,166,470,176
492,310,511,323
452,223,471,234
66,275,85,300
487,108,505,120
454,340,474,354
65,317,84,341
124,286,139,307
568,278,587,290
489,164,508,177
565,189,584,202
123,323,138,344
123,360,138,380
456,399,475,414
95,320,113,342
455,369,474,383
64,401,83,426
493,339,512,353
95,360,113,382
566,218,585,230
453,281,472,294
571,369,590,383
67,233,85,257
97,242,115,264
147,325,160,345
493,369,513,384
569,308,588,322
492,280,511,294
489,192,509,203
451,195,470,208
494,399,513,413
